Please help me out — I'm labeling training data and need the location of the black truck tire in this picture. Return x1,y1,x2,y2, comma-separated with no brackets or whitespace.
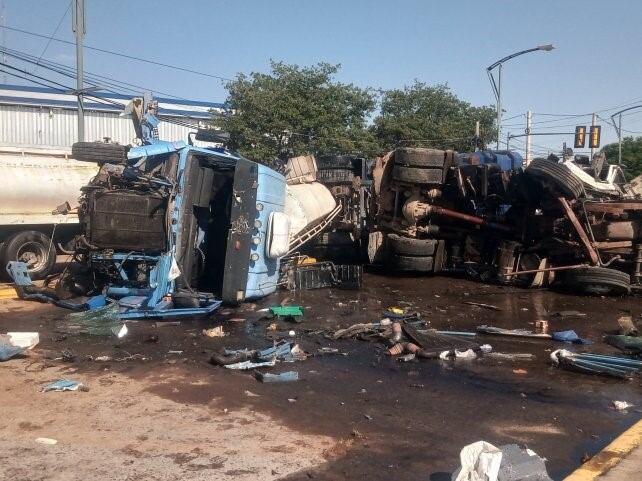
2,231,56,280
395,147,447,168
72,142,129,164
388,234,437,256
316,155,355,170
317,168,354,184
392,165,444,185
560,266,630,296
390,254,434,272
525,159,584,200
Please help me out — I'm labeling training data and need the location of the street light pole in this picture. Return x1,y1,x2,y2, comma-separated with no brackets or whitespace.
610,105,642,165
496,64,502,150
73,0,85,142
487,44,554,151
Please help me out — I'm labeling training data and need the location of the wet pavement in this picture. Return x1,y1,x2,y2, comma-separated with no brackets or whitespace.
1,272,641,480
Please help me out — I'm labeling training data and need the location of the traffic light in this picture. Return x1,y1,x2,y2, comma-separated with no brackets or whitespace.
574,126,586,148
589,125,601,148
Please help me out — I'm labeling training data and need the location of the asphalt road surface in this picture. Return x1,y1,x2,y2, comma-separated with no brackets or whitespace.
1,272,641,481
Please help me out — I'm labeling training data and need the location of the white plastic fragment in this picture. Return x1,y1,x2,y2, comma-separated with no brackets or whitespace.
35,437,58,445
453,440,502,481
455,349,477,359
7,332,39,349
112,324,128,338
479,344,493,353
612,400,634,411
224,359,277,370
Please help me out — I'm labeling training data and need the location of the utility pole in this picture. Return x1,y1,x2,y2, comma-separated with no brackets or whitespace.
1,1,6,84
506,131,510,150
525,110,532,166
562,142,567,161
72,0,85,142
618,114,622,165
590,112,596,160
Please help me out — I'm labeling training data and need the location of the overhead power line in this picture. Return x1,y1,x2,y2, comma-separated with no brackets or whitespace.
0,24,233,81
34,2,71,73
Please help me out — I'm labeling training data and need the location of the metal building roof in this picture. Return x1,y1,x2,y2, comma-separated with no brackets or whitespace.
0,84,225,119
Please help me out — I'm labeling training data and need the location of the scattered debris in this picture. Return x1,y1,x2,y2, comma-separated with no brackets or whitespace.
452,441,553,481
534,320,549,334
60,304,125,337
604,334,642,355
552,330,592,345
612,400,634,411
35,438,58,445
512,369,528,375
269,305,304,322
244,390,260,397
42,379,87,392
550,349,642,379
6,332,39,349
213,341,304,369
477,325,552,339
452,441,502,481
202,326,226,338
226,359,276,370
617,316,638,336
551,310,586,318
0,342,25,361
464,301,502,311
93,355,112,362
485,352,536,361
255,371,299,383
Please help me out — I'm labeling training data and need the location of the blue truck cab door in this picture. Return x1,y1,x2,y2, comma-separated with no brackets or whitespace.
221,159,287,303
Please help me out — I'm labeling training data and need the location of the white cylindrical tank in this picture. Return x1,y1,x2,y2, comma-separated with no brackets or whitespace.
0,147,98,224
285,182,337,238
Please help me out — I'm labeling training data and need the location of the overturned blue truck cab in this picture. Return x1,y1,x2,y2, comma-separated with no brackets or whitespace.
8,138,289,319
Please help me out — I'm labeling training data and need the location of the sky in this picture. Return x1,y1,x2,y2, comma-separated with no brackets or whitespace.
2,0,642,155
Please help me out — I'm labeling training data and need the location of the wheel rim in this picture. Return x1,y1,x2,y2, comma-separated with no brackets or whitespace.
16,241,48,272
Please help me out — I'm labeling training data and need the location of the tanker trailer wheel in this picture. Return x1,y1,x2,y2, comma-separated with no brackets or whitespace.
387,234,437,272
525,159,585,200
557,266,631,296
395,147,450,168
2,231,56,280
72,142,129,164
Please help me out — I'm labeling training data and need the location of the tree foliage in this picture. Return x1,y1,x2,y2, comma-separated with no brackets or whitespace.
372,81,496,152
212,61,378,164
602,136,642,178
214,63,497,162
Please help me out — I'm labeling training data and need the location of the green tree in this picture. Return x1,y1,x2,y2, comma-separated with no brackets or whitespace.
212,61,378,164
602,136,642,179
372,81,496,152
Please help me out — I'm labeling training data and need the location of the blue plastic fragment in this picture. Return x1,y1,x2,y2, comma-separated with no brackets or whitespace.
552,330,592,345
0,344,25,361
85,295,107,310
42,379,84,392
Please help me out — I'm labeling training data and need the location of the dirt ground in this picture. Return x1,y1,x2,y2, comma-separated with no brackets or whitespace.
1,272,641,481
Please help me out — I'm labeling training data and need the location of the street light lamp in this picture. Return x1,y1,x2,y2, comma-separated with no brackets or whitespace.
487,44,555,150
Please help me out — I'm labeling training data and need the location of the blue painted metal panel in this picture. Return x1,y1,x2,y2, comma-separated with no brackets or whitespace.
245,164,286,299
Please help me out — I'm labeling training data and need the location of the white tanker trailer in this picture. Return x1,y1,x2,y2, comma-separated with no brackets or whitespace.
0,146,98,279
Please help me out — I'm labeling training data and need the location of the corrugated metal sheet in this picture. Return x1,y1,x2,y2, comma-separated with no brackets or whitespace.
0,104,204,148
